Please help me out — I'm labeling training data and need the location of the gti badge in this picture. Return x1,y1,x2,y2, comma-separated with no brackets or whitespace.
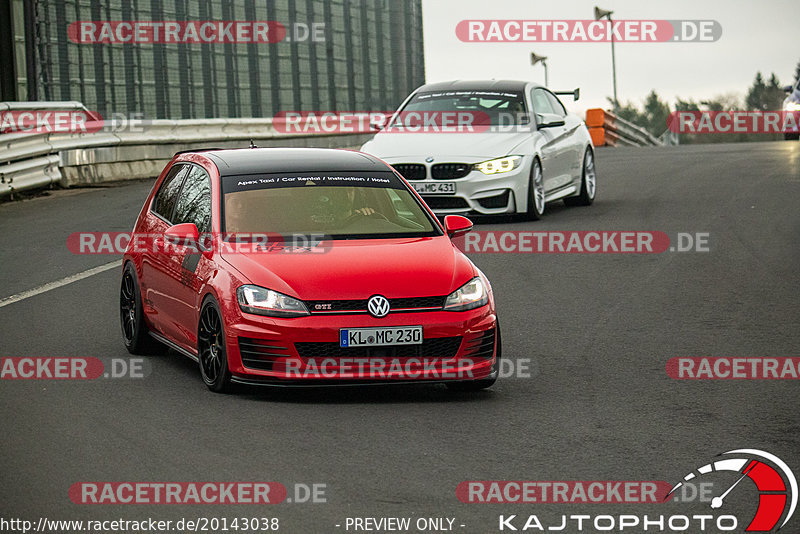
367,295,390,318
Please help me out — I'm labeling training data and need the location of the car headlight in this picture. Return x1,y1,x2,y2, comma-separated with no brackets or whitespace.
237,285,309,317
785,101,800,111
444,277,488,311
474,156,522,175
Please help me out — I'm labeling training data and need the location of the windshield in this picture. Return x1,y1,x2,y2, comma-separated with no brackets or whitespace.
393,89,529,126
222,172,440,239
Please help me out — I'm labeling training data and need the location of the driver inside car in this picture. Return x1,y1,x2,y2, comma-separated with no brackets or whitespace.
307,187,378,228
324,187,375,222
346,187,376,217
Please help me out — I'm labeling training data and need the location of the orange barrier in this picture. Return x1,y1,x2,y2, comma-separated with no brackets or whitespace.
585,108,606,128
586,108,615,146
585,108,659,148
588,127,607,147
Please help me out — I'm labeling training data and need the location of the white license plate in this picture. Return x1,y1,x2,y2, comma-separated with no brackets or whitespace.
339,326,423,347
413,182,456,195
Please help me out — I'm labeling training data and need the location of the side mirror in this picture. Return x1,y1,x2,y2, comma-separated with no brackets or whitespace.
783,85,794,93
164,222,201,253
370,119,385,131
536,113,566,129
444,215,473,238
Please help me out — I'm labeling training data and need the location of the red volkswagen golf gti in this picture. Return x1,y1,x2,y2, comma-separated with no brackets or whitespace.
121,148,500,392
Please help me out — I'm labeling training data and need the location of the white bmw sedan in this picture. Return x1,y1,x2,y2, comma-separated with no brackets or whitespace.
360,80,596,219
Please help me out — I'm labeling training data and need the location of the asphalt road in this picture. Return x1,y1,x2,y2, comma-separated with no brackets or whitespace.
1,141,799,533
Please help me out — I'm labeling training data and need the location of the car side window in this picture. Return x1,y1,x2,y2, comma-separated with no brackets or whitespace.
530,88,556,115
173,165,212,233
545,91,567,117
152,164,189,222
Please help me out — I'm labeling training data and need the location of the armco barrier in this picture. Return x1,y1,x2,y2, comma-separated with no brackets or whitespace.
585,108,663,147
1,102,371,198
0,101,91,196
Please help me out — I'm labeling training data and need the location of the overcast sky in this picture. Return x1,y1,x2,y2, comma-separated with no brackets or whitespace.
421,0,800,115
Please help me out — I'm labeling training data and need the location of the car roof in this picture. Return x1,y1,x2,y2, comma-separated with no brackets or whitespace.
196,148,389,176
414,80,535,93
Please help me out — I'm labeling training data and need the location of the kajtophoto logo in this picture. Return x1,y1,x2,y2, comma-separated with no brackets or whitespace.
668,449,797,531
483,451,796,532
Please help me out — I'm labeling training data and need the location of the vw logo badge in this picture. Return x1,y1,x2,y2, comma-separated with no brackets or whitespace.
425,156,434,163
367,295,390,318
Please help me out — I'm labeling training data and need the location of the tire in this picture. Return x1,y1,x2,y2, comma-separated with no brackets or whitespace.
564,147,596,207
120,262,162,355
526,158,545,220
447,323,501,392
198,298,233,393
785,132,800,141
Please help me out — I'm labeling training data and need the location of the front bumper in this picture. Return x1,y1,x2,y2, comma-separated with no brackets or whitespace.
224,307,498,383
387,157,530,216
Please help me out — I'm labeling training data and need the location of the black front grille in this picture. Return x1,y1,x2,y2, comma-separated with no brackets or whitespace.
462,328,496,360
238,337,291,371
295,336,463,360
306,296,446,314
432,163,472,179
422,196,470,210
392,296,446,309
476,190,511,209
392,163,426,180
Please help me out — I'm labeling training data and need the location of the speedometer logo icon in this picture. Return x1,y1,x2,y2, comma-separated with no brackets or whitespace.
668,449,797,531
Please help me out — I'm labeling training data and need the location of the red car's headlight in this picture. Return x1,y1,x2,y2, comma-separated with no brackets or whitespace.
444,277,488,312
237,285,310,317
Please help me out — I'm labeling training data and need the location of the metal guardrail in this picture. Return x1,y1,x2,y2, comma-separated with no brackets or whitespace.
585,109,666,147
0,102,92,196
1,102,370,198
0,101,91,112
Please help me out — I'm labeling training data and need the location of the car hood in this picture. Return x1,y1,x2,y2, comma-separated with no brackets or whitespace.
361,130,531,160
220,236,476,301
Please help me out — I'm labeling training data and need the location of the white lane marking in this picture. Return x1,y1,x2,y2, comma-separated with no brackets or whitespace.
0,261,120,309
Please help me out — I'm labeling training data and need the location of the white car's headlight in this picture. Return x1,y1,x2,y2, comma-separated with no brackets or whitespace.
237,285,309,317
474,156,522,175
785,101,800,111
444,277,488,312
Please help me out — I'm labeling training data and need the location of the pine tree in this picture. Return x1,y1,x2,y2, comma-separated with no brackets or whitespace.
745,72,767,110
674,98,700,112
642,90,671,136
765,73,785,110
608,97,644,126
